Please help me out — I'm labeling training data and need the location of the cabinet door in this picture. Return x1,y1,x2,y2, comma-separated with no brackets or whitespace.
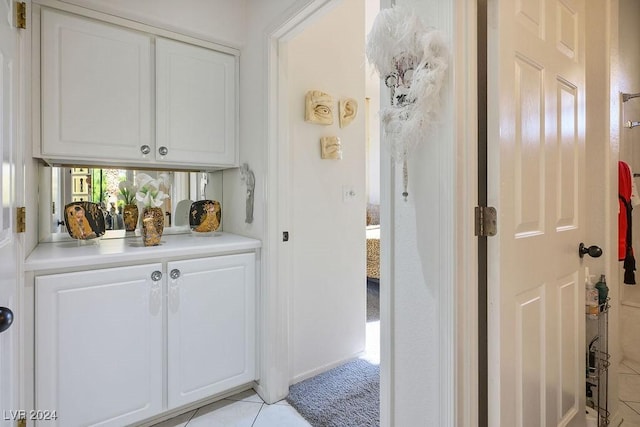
41,9,152,162
36,264,163,427
156,38,238,167
167,253,255,408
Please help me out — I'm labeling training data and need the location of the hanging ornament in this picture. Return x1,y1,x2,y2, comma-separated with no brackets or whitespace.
403,159,409,201
365,5,448,200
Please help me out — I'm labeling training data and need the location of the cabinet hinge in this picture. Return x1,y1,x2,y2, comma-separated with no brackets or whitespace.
475,206,497,237
17,417,26,427
15,2,26,29
16,207,26,233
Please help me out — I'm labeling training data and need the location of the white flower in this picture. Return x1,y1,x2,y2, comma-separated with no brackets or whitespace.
135,173,169,208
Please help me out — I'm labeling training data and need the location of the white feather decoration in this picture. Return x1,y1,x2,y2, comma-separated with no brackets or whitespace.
366,5,448,162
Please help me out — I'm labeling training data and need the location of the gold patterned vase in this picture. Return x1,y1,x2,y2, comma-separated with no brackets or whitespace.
123,204,139,232
142,207,164,246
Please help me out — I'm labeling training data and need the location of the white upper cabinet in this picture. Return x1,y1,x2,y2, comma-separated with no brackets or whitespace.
156,38,237,167
38,8,239,170
41,9,152,162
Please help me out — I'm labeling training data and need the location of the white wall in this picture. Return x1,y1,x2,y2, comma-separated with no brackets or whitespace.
57,0,248,47
388,1,455,425
223,0,301,242
286,0,367,380
365,0,380,205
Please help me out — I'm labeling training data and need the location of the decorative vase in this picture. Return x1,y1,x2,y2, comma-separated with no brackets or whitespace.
142,207,164,246
123,204,139,232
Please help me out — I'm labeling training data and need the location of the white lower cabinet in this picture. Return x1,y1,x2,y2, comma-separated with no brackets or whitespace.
35,253,256,427
35,263,164,427
167,253,256,408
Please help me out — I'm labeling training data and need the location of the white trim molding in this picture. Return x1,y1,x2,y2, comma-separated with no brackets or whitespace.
260,0,339,405
454,0,479,426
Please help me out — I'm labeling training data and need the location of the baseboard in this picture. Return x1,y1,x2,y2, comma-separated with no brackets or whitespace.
291,353,362,384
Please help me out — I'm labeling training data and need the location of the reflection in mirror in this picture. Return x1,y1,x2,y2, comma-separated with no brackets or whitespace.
47,167,222,239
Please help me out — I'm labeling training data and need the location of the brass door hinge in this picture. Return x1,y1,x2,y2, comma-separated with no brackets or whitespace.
16,207,25,233
475,206,497,237
15,2,26,29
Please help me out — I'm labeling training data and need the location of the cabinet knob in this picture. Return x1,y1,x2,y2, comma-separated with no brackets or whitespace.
140,145,151,155
151,271,162,282
170,269,181,280
158,146,169,156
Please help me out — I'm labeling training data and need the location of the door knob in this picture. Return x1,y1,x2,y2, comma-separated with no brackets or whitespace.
0,307,14,333
579,243,603,259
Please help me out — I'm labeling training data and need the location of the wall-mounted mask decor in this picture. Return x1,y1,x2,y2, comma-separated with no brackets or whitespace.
320,136,343,160
305,90,334,125
339,98,358,128
240,163,255,224
366,5,448,199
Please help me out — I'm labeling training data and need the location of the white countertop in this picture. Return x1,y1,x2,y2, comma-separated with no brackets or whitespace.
25,232,261,272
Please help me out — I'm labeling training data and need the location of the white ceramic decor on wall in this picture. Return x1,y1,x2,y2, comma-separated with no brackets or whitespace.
305,90,335,125
320,136,342,160
339,98,358,128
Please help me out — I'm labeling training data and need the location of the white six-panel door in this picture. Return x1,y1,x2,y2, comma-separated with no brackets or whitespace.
487,0,586,425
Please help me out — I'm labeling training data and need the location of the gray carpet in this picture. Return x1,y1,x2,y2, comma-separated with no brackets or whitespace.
286,358,380,427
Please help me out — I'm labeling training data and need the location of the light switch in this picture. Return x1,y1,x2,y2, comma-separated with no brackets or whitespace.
342,185,356,202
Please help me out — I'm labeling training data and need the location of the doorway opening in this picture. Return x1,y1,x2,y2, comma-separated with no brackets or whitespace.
616,2,640,422
283,0,380,383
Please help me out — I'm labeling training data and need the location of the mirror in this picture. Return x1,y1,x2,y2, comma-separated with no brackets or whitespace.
45,166,223,240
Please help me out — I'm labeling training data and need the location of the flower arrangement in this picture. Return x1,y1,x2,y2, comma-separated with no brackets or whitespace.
118,180,137,205
135,173,170,208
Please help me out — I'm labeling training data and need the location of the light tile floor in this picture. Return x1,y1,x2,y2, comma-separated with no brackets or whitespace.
618,359,640,426
150,326,640,426
150,390,311,427
152,319,380,426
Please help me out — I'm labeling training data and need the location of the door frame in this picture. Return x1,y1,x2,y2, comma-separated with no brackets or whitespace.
259,0,394,419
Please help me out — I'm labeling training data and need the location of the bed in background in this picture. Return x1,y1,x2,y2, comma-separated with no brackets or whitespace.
366,204,380,284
